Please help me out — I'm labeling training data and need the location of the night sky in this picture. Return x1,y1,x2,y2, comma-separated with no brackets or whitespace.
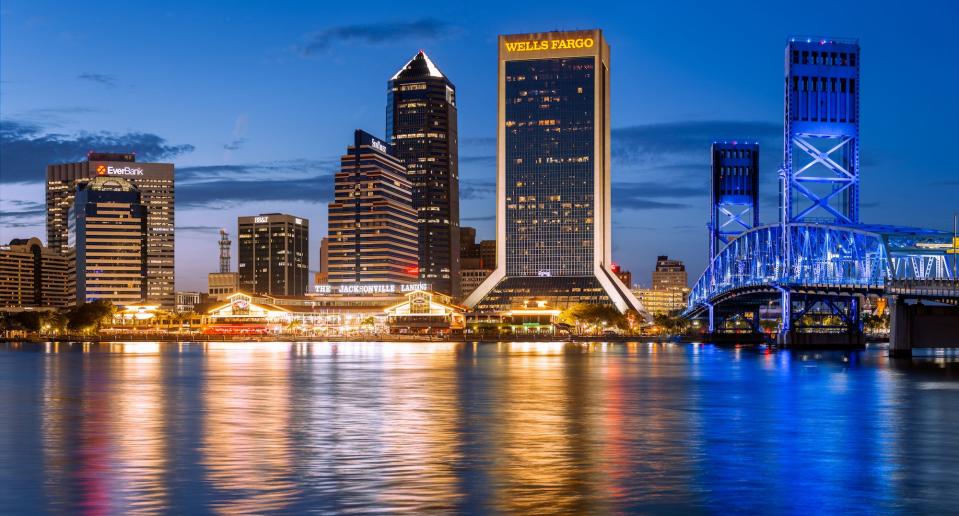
2,0,957,291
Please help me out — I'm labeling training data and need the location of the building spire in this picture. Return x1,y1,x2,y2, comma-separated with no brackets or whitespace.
390,50,446,81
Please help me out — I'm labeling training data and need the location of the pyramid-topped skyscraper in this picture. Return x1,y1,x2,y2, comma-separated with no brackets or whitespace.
387,51,461,298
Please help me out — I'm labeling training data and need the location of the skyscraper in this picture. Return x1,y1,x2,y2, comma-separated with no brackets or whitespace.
47,152,175,307
387,51,460,297
69,176,148,305
465,30,643,314
327,130,418,285
237,213,309,296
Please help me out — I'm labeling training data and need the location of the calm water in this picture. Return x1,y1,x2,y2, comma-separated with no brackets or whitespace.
1,342,958,514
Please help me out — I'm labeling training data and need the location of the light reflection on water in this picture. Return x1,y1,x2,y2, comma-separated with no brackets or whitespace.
1,341,958,514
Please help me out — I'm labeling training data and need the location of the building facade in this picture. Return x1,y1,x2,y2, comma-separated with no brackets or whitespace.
465,30,643,314
69,176,148,305
175,291,202,313
47,152,175,307
208,272,238,300
0,238,72,308
652,255,688,291
237,213,309,296
387,51,461,297
328,130,419,286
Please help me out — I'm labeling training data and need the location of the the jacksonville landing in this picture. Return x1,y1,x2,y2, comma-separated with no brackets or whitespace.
466,30,643,314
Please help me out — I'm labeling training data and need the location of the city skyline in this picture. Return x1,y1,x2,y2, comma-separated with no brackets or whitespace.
2,1,957,292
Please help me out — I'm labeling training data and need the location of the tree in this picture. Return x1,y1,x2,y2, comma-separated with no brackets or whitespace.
559,304,627,334
66,300,115,332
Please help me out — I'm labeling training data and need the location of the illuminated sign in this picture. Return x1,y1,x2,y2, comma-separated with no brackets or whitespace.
295,218,303,225
370,139,388,153
313,283,430,295
505,37,594,53
254,216,269,223
100,165,144,176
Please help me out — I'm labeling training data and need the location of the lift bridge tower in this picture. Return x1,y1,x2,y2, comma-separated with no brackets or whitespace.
782,37,860,225
709,141,760,261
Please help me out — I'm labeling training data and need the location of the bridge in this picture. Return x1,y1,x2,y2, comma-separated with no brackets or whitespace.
681,37,959,353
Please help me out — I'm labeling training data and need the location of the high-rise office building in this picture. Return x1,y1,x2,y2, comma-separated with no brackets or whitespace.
237,213,309,296
0,237,72,308
328,130,419,285
631,256,689,315
69,176,148,305
387,51,460,297
466,30,643,314
47,152,174,307
460,226,482,269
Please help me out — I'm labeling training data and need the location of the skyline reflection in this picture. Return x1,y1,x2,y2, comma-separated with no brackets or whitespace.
0,341,957,513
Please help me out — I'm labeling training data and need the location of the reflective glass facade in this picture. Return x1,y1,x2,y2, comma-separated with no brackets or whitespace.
504,57,595,277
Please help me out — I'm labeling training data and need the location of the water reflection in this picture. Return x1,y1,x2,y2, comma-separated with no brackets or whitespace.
0,341,956,513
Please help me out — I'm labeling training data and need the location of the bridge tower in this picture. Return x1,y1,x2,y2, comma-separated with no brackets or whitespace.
782,37,860,225
709,142,760,261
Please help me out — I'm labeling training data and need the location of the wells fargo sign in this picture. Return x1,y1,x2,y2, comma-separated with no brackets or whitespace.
505,37,594,53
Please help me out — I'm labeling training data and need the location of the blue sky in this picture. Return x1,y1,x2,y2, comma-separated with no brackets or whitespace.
1,0,957,291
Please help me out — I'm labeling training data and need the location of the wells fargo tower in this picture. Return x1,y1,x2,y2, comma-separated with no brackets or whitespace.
465,30,643,314
387,51,460,298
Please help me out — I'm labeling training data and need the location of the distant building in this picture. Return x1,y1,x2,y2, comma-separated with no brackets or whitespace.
208,272,238,300
388,51,460,297
69,176,148,305
315,236,329,285
237,213,309,296
632,288,688,316
0,237,72,308
328,130,418,285
632,255,689,315
47,151,175,308
465,30,641,314
460,227,481,269
460,268,492,299
480,240,496,270
175,291,202,313
612,264,632,289
653,256,687,291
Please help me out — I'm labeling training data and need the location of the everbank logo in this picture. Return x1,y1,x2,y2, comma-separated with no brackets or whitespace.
101,165,144,176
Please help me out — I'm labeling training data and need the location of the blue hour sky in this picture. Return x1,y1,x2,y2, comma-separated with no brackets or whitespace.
1,0,957,291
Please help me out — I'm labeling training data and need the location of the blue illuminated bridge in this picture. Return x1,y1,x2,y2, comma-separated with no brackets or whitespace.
681,37,959,353
683,222,957,347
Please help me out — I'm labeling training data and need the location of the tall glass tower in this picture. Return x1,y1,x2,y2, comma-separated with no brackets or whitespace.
465,30,643,314
387,51,460,298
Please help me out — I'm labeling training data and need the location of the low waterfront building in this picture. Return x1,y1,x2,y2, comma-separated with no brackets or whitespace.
0,237,72,308
175,291,202,313
384,290,465,335
203,282,460,336
504,299,561,334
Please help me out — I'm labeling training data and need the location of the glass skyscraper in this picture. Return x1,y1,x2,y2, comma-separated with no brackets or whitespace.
387,51,460,298
465,30,643,314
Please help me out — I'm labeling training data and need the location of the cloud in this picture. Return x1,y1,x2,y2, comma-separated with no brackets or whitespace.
462,214,495,222
298,18,457,55
460,179,495,200
0,119,194,183
178,174,335,208
0,200,45,229
77,73,117,88
223,138,246,151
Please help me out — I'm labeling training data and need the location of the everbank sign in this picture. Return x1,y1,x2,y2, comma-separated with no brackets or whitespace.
96,164,144,176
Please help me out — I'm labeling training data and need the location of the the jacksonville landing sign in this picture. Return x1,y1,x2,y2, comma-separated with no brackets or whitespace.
314,282,430,295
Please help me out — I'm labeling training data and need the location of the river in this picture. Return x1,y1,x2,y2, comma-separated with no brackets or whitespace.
1,341,957,514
